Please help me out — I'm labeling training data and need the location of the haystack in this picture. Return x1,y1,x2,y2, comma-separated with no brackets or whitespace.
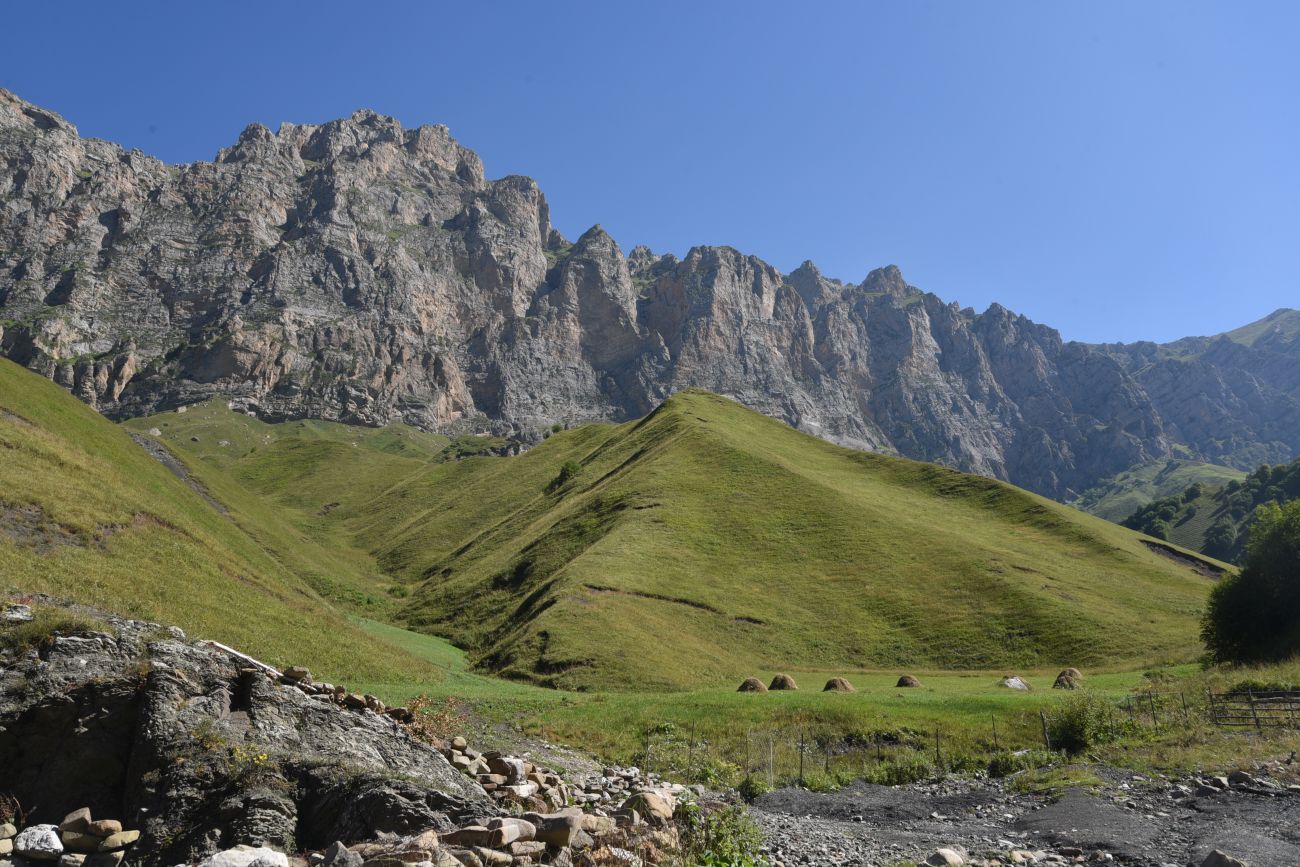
823,677,856,693
769,673,799,691
1053,668,1083,690
737,677,768,693
896,674,922,688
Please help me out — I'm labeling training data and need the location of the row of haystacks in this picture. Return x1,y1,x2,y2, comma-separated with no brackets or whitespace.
736,669,1085,693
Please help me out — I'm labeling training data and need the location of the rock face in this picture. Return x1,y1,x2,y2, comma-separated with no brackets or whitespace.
1,89,1295,498
0,605,489,867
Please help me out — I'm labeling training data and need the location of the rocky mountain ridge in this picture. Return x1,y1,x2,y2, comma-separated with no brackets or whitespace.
1,88,1295,499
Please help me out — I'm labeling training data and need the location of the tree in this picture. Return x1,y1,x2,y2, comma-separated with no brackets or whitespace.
1202,501,1300,663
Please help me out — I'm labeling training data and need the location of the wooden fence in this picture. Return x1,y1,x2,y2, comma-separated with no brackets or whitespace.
1208,689,1300,729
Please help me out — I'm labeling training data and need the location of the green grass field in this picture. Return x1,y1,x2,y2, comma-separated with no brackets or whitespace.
120,388,1223,693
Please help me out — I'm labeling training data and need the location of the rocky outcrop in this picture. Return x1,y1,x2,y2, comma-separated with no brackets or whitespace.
1,89,1295,498
0,601,489,866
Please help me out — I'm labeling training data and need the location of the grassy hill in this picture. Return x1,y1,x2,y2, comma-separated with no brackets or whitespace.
1072,459,1246,522
1122,457,1300,562
115,388,1221,693
0,359,444,683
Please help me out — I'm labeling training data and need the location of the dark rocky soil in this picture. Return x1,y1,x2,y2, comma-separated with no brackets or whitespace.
752,763,1300,866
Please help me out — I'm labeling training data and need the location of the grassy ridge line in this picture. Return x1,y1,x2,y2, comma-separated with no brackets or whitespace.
0,359,439,683
368,390,1218,690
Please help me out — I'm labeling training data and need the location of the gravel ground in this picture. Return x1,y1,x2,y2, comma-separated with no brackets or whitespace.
750,761,1300,866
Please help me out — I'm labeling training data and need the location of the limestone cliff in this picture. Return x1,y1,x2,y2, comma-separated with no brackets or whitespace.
1,90,1293,498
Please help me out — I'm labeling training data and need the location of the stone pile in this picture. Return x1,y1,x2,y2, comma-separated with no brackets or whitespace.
1,808,140,867
284,796,679,867
212,658,416,725
439,736,690,817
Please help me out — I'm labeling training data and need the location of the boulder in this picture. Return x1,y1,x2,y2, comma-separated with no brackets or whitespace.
896,675,922,688
321,842,363,867
95,831,139,852
59,855,85,867
59,833,102,855
998,676,1031,691
487,756,526,784
84,821,120,838
0,840,11,857
736,678,767,693
15,825,64,861
197,846,291,867
59,809,92,834
4,604,33,622
282,666,312,683
1200,852,1251,867
619,792,673,824
768,674,798,691
441,827,492,848
0,824,15,840
822,677,855,693
524,813,582,847
926,849,965,866
1053,672,1081,690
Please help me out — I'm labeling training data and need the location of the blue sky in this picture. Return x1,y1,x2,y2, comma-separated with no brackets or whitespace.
4,1,1296,342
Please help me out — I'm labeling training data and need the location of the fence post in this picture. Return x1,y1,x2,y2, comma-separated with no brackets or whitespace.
688,720,696,772
1248,688,1262,731
1147,692,1159,730
934,729,942,769
798,728,806,786
759,733,769,795
1180,692,1190,724
824,740,831,774
1040,709,1053,752
1206,689,1216,726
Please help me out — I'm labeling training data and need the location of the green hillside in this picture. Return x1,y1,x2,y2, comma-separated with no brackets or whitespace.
1123,457,1300,562
359,391,1215,690
115,388,1221,693
1072,459,1246,522
0,359,440,683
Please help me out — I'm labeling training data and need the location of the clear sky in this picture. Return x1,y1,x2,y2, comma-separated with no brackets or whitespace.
4,1,1296,342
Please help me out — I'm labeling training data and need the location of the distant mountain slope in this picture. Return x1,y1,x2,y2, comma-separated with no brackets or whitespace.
1073,459,1246,522
1097,309,1300,471
1122,456,1300,563
0,358,439,683
1,89,1294,499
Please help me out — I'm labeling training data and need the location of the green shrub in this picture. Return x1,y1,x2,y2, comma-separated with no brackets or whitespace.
987,749,1059,778
556,460,582,485
862,752,934,786
676,802,770,867
737,775,772,802
1047,690,1125,754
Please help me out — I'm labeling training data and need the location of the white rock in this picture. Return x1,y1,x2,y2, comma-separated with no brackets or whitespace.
15,825,63,861
926,848,965,866
197,846,288,867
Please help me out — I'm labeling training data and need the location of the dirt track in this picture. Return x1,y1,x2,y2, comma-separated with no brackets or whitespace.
751,763,1300,866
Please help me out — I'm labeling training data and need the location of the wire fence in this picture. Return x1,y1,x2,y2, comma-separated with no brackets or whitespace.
633,688,1300,788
